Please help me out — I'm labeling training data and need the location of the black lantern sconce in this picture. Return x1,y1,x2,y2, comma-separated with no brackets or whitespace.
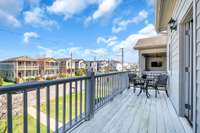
168,18,177,32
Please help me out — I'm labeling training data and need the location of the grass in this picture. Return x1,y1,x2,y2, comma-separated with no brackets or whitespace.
2,81,15,86
40,92,85,123
0,115,52,133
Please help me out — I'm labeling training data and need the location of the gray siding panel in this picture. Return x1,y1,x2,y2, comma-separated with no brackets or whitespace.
197,14,200,28
197,0,200,15
197,28,200,43
168,0,192,114
196,0,200,131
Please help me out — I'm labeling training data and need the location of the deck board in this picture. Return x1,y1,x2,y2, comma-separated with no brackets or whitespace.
71,89,187,133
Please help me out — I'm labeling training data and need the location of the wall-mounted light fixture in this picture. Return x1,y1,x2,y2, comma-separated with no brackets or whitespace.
168,18,177,32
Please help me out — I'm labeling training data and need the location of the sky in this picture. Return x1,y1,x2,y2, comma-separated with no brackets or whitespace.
0,0,157,63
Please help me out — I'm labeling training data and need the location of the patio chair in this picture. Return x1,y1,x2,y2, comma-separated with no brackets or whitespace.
147,74,168,97
128,73,137,92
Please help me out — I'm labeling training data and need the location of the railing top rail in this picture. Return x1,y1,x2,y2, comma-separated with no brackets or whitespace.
0,76,90,94
95,71,129,77
0,71,131,94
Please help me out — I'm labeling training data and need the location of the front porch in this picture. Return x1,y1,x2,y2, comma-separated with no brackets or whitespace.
71,89,191,133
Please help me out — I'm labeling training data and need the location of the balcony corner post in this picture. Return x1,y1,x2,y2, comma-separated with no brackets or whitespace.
85,70,95,121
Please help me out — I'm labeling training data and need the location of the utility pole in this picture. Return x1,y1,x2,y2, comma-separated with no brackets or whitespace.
93,56,96,72
70,52,73,77
121,48,124,71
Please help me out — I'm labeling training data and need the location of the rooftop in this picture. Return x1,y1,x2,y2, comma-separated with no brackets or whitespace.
134,34,167,50
1,56,37,62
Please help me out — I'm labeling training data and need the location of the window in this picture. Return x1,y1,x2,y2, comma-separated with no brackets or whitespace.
151,61,163,67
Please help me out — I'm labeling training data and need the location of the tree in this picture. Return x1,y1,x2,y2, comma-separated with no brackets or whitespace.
75,68,86,76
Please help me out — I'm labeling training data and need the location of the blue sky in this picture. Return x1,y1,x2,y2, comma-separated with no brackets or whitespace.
0,0,156,63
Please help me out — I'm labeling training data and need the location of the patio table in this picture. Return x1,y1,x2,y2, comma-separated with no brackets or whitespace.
137,77,157,98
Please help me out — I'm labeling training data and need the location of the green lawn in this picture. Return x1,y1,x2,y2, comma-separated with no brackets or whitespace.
0,115,52,133
2,81,15,86
40,92,85,123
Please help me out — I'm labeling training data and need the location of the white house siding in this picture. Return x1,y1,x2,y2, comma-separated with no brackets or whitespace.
168,0,193,114
196,0,200,132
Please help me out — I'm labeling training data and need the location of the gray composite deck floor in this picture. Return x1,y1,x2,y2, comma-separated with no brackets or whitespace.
71,89,190,133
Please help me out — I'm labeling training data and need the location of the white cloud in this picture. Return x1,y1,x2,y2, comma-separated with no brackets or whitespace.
92,0,121,20
97,36,118,46
85,0,121,24
146,0,154,6
47,0,98,20
37,25,156,63
23,32,39,43
138,24,156,34
111,24,157,62
68,47,81,54
0,10,21,27
47,0,120,23
37,45,65,58
84,48,108,58
0,0,23,27
24,8,58,28
112,10,148,33
28,0,40,7
37,45,108,60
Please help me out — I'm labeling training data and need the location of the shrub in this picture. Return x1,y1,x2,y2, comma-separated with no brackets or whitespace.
46,76,57,80
26,77,36,82
59,73,67,78
15,77,23,84
75,68,86,76
0,77,4,86
36,76,44,81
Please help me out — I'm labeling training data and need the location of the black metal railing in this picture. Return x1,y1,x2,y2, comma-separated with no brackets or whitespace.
94,72,129,110
0,71,129,133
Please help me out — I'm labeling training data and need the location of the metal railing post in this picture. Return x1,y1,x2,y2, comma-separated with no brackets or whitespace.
85,70,95,121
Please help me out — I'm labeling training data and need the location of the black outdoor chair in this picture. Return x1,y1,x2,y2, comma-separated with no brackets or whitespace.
128,73,137,92
147,74,168,97
136,74,151,97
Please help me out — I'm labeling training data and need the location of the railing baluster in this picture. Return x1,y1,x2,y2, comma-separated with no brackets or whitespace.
84,79,87,117
102,77,104,104
36,88,40,133
101,77,103,103
104,77,106,102
80,80,82,118
62,83,66,132
69,82,72,127
46,86,50,133
105,77,108,101
99,77,102,106
23,90,28,133
96,77,98,106
75,81,78,122
7,93,13,133
55,84,59,133
0,72,129,133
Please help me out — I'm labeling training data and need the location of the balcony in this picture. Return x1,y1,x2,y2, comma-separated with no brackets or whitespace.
0,72,191,133
18,65,39,70
71,90,188,133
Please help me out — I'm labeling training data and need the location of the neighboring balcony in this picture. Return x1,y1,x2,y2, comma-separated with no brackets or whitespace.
0,72,191,133
18,65,40,70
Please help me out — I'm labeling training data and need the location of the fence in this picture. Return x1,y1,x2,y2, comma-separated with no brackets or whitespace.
0,71,129,133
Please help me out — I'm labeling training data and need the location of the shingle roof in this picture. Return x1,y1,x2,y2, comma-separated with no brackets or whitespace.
1,56,37,62
38,58,57,62
134,34,167,50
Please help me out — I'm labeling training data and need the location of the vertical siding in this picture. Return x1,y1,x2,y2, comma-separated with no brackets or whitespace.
168,0,193,114
196,0,200,132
